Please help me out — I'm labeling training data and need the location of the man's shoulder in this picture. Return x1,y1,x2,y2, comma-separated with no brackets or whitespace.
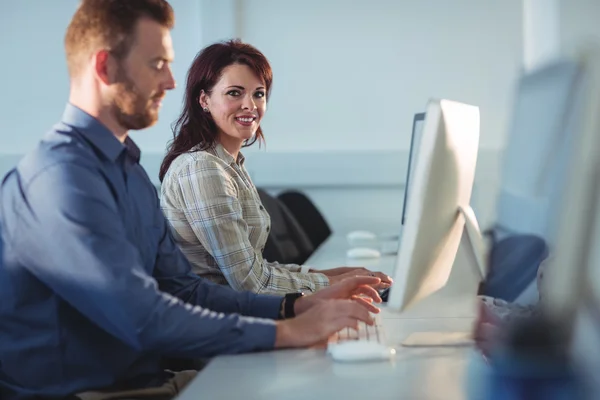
16,124,99,185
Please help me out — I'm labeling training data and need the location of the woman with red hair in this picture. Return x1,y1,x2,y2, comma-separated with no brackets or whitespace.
159,40,392,295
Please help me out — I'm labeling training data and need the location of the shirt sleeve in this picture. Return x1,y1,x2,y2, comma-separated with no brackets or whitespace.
174,158,329,294
13,161,281,358
264,259,311,275
264,259,302,272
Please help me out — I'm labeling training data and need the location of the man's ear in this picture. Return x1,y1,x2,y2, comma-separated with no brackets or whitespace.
92,49,117,85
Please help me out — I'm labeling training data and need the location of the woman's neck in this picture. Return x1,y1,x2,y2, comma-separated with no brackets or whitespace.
218,135,244,162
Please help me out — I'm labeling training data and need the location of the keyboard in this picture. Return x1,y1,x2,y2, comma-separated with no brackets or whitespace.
327,314,396,362
331,314,386,344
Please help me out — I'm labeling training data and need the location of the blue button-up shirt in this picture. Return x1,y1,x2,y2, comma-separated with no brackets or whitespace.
0,104,283,399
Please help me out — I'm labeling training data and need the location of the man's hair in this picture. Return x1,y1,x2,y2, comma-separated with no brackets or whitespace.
64,0,174,77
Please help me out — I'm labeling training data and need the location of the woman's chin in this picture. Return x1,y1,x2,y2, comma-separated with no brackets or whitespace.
238,132,257,142
221,131,256,144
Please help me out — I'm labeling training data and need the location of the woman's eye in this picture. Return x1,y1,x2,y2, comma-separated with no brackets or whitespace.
227,90,241,96
255,91,265,98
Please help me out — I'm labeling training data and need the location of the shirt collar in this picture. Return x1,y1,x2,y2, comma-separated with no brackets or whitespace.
61,103,141,163
212,142,245,166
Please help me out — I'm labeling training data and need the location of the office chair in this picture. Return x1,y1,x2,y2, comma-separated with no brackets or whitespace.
277,190,332,249
256,189,315,265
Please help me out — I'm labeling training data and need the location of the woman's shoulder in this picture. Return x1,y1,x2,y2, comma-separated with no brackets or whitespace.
166,149,230,178
162,149,241,197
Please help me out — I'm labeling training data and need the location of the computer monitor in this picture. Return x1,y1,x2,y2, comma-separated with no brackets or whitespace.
387,99,485,314
524,49,600,396
542,48,600,328
401,113,426,226
493,62,581,241
481,60,581,304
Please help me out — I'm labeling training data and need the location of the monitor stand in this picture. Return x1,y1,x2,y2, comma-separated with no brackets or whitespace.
458,205,488,281
397,205,487,347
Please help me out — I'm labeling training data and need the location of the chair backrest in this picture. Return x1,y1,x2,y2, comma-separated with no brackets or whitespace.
277,190,332,249
256,189,314,265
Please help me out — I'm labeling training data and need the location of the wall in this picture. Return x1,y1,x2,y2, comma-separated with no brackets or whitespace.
235,0,522,232
241,0,522,153
0,0,202,154
561,0,600,52
0,0,78,154
3,1,599,235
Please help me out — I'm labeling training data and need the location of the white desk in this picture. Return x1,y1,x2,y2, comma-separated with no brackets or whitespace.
176,235,485,400
305,235,397,274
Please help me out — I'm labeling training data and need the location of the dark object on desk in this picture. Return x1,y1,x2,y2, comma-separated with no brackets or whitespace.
257,188,315,265
379,288,390,303
479,232,549,302
486,314,584,400
277,190,332,249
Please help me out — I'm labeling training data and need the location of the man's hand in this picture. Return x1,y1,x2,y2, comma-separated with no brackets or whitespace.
323,267,393,289
294,275,383,316
473,299,504,361
275,299,375,348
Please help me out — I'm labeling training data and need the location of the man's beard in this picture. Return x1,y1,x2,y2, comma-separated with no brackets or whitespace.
111,66,161,131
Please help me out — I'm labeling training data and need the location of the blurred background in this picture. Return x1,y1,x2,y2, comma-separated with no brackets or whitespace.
1,0,599,235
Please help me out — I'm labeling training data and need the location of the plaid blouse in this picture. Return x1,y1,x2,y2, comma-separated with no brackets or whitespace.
160,143,329,294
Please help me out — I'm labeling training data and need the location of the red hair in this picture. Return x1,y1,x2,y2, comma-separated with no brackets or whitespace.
159,39,273,181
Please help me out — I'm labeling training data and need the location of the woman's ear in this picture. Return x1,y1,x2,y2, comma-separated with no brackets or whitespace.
199,90,209,109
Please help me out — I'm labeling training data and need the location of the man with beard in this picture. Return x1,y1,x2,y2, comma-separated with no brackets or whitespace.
0,1,382,399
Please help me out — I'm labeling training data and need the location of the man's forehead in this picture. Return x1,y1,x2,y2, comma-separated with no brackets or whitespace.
130,17,174,59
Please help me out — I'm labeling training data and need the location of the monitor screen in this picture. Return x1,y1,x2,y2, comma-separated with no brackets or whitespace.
401,112,426,225
495,61,580,239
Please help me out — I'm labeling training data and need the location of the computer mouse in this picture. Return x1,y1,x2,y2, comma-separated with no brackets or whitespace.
327,341,396,362
346,230,377,244
346,247,381,259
